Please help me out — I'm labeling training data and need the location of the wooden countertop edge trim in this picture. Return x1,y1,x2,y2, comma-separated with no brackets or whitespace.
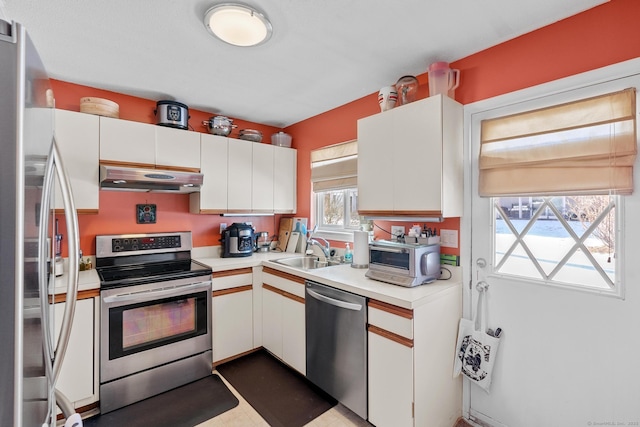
212,267,253,278
155,165,201,173
262,283,305,304
54,208,99,215
368,299,413,319
212,284,253,297
50,288,100,304
99,160,155,169
368,324,414,348
262,267,306,284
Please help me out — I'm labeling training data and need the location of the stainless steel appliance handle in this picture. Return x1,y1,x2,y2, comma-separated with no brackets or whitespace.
306,288,363,311
103,281,212,304
38,142,56,383
51,138,80,384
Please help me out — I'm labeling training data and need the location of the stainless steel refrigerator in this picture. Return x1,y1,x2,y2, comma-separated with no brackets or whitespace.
0,19,82,427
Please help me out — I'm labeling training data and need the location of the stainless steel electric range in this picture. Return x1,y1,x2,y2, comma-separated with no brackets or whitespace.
95,231,213,414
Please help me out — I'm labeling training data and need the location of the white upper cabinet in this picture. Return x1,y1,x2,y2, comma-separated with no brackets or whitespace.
190,133,228,214
155,126,201,171
99,116,155,166
192,137,296,215
54,110,100,213
357,94,463,217
99,117,201,171
228,139,254,211
252,142,275,212
273,146,297,213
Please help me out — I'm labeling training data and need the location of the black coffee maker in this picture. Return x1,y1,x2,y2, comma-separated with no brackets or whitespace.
221,223,255,257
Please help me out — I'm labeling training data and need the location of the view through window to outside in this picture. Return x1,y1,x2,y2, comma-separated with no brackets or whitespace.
493,195,616,290
317,189,360,230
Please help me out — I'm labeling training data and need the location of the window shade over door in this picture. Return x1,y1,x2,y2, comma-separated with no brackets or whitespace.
311,140,357,192
479,88,637,196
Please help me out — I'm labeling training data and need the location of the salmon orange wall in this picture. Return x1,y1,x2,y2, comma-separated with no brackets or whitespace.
284,0,640,258
50,80,283,256
53,0,640,257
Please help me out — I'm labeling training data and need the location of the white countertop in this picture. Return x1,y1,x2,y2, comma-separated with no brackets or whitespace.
52,248,462,310
260,259,462,309
51,268,101,295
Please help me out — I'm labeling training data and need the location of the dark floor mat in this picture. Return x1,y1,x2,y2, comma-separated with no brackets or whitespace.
83,374,238,427
217,349,337,427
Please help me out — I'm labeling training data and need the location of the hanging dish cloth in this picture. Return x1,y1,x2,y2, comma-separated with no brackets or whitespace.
453,282,502,392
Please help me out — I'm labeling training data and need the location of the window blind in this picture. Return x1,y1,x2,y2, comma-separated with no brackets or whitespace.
479,88,637,196
311,140,357,192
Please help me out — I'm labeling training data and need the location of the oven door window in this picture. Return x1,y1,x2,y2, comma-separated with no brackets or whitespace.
370,250,410,271
108,291,208,360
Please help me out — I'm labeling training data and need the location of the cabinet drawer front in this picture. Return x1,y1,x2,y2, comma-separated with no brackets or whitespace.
368,302,413,340
211,268,252,291
262,271,305,299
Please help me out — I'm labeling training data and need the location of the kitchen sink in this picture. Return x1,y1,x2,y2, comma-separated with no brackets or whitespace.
273,256,342,270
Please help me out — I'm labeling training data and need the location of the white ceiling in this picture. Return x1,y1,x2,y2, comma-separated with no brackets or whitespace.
2,0,607,128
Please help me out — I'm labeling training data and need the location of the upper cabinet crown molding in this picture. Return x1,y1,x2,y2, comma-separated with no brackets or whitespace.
357,94,463,218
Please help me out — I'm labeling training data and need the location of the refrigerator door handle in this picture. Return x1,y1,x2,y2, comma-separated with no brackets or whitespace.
50,137,80,384
38,142,56,382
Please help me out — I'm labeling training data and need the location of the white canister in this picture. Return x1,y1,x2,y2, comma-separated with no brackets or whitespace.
378,86,398,112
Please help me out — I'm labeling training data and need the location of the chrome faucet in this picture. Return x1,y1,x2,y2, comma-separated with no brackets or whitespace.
306,225,331,259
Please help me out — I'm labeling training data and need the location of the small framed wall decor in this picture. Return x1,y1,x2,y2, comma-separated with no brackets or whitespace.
136,204,157,224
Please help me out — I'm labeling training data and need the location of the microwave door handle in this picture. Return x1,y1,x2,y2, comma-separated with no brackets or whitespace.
103,281,212,304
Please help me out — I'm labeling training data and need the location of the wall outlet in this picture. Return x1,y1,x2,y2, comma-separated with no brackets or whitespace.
391,226,405,239
220,223,227,233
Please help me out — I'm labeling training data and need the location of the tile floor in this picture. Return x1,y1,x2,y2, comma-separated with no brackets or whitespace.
196,370,372,427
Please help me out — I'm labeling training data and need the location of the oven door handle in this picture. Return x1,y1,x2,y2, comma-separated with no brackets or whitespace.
103,281,212,304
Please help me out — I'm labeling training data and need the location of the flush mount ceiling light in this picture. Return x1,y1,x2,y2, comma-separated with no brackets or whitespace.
204,3,272,47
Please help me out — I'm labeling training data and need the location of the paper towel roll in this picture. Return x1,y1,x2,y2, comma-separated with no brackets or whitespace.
352,230,369,268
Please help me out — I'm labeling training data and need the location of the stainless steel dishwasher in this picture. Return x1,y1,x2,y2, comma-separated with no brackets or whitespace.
305,280,367,419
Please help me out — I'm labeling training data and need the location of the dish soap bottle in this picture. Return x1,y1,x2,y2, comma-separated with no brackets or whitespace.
344,243,353,264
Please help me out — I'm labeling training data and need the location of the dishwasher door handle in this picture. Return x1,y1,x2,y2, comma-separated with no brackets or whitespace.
306,288,363,311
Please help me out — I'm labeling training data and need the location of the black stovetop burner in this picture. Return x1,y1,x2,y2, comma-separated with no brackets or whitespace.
95,232,212,290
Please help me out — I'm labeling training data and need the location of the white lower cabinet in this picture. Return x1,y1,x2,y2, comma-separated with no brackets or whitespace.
54,296,98,411
211,268,254,363
369,332,414,427
261,267,306,375
367,286,462,427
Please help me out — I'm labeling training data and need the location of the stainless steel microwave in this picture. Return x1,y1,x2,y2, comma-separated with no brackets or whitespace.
365,240,441,287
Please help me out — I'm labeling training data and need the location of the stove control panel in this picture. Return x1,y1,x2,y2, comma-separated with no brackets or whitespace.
112,235,181,252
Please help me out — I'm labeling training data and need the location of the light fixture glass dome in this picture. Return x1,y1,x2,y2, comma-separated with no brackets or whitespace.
204,3,272,47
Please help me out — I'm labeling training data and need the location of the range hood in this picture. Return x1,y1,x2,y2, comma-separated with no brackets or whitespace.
99,164,203,193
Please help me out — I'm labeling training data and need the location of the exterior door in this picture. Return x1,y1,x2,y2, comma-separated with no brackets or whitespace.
466,66,640,426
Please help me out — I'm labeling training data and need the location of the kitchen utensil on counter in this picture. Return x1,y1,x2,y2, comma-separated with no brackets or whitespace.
255,231,271,252
271,131,292,147
202,115,237,136
378,85,398,112
221,222,255,257
80,97,119,118
238,129,263,142
395,75,419,105
154,100,189,129
427,62,460,98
